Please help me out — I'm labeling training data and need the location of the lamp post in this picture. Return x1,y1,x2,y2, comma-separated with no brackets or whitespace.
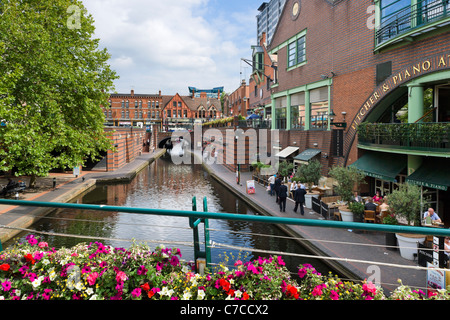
329,110,347,129
235,135,240,185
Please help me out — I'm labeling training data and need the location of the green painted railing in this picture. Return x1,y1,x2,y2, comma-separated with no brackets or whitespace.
1,199,450,268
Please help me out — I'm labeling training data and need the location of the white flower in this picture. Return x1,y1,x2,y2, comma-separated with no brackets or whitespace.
234,290,242,298
32,276,43,288
182,265,190,273
0,296,4,300
89,294,99,300
74,281,84,291
182,290,192,300
158,286,174,297
85,287,94,296
42,258,50,266
197,289,205,300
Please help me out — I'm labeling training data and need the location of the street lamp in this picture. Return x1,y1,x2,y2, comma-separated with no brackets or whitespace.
329,110,347,129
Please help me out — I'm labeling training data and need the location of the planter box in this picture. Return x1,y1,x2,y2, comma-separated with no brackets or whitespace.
396,233,426,260
305,192,319,209
339,206,353,222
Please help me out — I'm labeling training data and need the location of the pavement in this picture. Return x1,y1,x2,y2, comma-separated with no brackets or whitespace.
0,148,436,295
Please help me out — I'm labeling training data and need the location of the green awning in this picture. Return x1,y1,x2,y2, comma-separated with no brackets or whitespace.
349,152,406,182
294,148,321,162
406,158,450,191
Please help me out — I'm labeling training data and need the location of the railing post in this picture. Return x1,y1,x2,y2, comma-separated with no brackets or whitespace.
203,197,211,269
190,196,201,271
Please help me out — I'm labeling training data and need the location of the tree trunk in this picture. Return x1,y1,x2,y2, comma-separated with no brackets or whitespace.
29,175,37,188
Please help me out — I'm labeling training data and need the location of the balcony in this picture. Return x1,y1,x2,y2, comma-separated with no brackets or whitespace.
376,0,450,48
357,122,450,155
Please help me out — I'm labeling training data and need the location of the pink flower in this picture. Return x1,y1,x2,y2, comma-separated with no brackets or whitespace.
116,271,128,282
1,280,11,292
131,288,142,298
363,282,377,295
38,242,48,249
87,272,99,286
312,285,323,296
330,290,339,300
277,256,285,266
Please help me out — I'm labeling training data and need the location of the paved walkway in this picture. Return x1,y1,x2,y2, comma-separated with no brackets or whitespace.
199,156,429,294
0,148,434,295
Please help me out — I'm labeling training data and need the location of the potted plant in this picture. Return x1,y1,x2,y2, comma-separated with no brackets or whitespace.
382,213,398,251
348,201,365,223
328,165,366,222
387,183,427,260
295,160,322,208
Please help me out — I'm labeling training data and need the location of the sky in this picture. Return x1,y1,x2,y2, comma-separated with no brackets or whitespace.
83,0,264,96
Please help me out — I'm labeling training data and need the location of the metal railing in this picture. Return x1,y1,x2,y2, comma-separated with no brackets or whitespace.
358,122,450,152
376,0,450,45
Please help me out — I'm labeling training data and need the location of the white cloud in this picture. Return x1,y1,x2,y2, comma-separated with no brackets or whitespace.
83,0,259,95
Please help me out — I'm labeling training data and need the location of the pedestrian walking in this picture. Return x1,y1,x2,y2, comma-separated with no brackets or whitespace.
274,175,282,203
293,183,306,215
278,181,288,212
268,174,275,196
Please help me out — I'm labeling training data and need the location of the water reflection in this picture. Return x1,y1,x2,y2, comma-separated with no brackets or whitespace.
5,155,335,276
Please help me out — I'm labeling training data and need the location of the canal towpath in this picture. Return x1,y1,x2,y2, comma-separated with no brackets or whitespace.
198,155,428,294
0,148,429,294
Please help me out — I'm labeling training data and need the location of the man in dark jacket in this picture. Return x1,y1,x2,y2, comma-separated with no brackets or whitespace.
274,175,282,204
278,181,288,212
293,183,307,215
364,198,377,211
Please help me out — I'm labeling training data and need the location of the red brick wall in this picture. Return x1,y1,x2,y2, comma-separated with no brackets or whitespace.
104,127,146,171
269,0,450,165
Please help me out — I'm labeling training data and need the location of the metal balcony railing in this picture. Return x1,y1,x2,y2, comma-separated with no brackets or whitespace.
376,0,450,46
357,122,450,152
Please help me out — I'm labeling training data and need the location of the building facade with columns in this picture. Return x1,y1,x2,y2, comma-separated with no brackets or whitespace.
267,0,450,223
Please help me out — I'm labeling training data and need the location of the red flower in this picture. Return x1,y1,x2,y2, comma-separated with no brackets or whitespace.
24,253,35,265
242,292,249,300
219,279,231,292
0,264,10,271
140,283,150,292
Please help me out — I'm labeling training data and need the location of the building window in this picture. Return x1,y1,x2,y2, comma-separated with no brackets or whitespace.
288,35,305,68
167,110,171,117
173,101,177,107
290,92,305,130
310,87,329,130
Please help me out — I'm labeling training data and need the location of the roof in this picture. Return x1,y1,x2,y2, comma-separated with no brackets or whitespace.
275,146,299,158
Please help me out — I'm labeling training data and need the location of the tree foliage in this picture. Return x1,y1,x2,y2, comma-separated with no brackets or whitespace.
328,165,366,203
0,0,118,186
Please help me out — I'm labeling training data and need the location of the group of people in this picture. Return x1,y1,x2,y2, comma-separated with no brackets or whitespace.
355,189,442,224
268,174,307,215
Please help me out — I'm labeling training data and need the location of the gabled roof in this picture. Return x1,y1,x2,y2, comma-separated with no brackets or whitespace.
161,94,221,112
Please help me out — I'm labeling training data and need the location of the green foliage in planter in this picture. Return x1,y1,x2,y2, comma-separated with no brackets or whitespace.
382,213,399,225
278,161,294,178
387,183,425,226
348,201,365,220
295,160,322,192
328,166,366,203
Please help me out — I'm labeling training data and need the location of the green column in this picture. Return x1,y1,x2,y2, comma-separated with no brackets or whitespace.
408,84,424,123
305,90,310,130
407,84,424,178
271,97,276,129
286,94,291,130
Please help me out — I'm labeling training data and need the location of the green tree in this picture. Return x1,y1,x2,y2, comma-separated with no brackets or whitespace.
328,166,366,203
387,183,425,226
0,0,118,187
295,160,322,192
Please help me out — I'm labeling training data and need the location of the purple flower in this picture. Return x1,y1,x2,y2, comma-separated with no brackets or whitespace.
137,265,147,276
1,280,11,292
131,288,142,298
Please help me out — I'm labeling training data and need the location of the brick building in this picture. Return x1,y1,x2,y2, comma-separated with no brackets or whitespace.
161,92,222,131
248,32,277,119
104,90,163,129
229,79,250,117
266,0,450,223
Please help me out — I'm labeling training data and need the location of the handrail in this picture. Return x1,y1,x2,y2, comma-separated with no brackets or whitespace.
0,199,449,237
414,107,437,123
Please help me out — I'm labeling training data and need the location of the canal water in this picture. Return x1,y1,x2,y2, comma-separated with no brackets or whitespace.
5,155,336,276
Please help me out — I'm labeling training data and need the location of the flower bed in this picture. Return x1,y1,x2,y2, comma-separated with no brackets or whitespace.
0,235,449,300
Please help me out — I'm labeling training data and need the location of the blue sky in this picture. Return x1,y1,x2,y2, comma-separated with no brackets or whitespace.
83,0,264,95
